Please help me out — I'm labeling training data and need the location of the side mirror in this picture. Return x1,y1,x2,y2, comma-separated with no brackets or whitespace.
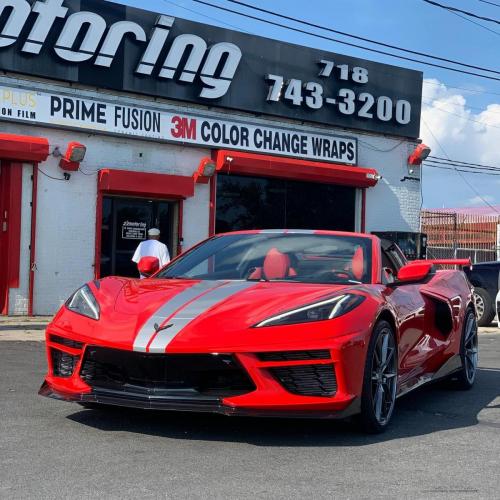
137,256,160,278
396,262,433,284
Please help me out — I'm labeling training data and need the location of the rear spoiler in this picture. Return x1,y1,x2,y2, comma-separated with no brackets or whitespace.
409,259,471,268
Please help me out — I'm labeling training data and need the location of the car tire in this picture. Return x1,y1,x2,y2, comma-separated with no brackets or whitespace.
358,320,398,434
455,308,479,390
473,287,494,326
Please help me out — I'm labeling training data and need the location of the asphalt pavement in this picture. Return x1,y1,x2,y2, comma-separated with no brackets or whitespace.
1,333,500,499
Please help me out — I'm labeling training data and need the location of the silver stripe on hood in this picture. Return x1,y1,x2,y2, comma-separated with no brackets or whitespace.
133,281,222,352
148,281,257,353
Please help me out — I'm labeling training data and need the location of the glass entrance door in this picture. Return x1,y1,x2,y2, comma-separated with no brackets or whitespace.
100,196,178,278
216,173,356,233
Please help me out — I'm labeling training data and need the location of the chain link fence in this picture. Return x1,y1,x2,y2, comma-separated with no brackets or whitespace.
421,210,500,264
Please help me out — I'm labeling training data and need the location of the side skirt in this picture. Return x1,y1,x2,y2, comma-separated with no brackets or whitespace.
396,354,462,398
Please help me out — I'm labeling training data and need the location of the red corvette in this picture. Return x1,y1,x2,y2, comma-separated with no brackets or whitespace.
40,230,478,432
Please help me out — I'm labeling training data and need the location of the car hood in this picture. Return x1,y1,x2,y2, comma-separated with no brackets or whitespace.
85,277,368,352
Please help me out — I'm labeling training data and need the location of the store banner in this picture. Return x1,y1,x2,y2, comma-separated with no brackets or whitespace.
0,0,422,138
0,85,357,164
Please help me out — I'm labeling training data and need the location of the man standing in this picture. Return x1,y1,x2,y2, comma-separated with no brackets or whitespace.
132,228,170,277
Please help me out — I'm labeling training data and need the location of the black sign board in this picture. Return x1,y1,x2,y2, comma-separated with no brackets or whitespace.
0,0,423,138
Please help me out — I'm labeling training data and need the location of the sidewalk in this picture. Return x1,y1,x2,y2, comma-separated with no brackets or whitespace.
0,316,51,341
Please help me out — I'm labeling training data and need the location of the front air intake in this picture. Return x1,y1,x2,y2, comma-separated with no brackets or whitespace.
80,347,255,398
270,364,337,397
51,348,80,378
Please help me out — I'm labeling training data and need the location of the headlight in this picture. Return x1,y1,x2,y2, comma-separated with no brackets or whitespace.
66,285,100,320
255,294,365,327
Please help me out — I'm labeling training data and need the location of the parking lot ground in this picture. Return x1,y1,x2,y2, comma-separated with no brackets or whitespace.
0,328,499,499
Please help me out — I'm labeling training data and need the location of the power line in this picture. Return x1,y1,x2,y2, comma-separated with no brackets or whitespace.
424,163,500,176
228,0,500,75
442,6,500,36
429,156,500,170
423,98,500,115
423,79,500,98
193,0,500,82
422,99,500,129
422,0,500,24
160,0,251,33
38,168,67,181
425,159,500,174
479,0,500,7
422,118,500,212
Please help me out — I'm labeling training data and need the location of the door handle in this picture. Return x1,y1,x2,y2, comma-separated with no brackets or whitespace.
2,221,6,232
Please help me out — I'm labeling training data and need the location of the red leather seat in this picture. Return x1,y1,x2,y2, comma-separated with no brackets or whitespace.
248,248,297,280
351,247,364,281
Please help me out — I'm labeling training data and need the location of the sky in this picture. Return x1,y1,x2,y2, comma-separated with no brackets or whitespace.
113,0,500,209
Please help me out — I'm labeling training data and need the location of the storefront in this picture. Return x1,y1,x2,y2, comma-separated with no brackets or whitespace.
0,0,423,315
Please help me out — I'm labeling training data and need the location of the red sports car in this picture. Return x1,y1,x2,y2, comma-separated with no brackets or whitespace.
40,230,478,432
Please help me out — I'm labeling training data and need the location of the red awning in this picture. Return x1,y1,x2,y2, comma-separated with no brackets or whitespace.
98,169,195,199
0,133,49,162
215,150,380,188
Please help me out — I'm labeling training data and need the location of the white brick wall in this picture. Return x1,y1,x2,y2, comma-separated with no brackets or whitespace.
360,136,421,233
2,78,421,315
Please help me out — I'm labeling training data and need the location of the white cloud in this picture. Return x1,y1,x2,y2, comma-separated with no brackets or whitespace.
467,195,494,206
421,78,500,208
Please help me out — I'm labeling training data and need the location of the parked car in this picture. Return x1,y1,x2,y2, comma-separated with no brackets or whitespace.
40,231,477,433
496,290,500,325
464,262,500,326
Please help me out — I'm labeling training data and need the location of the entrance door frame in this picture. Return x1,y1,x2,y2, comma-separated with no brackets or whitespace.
95,168,195,279
0,161,22,315
100,194,180,278
0,133,49,316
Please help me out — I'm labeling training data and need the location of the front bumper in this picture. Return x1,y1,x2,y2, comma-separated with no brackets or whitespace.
40,327,367,419
39,381,359,419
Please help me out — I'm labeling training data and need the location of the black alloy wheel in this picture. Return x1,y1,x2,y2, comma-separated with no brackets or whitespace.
359,320,398,433
456,309,479,390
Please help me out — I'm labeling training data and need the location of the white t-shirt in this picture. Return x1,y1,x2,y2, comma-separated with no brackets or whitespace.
132,239,171,268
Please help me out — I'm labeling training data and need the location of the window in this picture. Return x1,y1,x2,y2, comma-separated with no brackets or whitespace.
159,233,373,284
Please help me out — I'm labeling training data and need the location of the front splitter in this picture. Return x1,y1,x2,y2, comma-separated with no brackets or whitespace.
39,381,360,419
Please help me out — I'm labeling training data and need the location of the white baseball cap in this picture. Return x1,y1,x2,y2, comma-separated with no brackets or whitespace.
148,228,160,236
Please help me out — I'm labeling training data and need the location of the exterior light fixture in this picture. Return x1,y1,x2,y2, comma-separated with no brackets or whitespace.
366,172,382,181
194,157,217,184
408,143,431,166
59,142,87,171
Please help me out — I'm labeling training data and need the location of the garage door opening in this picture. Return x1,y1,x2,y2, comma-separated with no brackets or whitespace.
215,173,356,233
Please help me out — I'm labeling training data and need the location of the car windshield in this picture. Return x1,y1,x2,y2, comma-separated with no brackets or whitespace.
158,232,373,285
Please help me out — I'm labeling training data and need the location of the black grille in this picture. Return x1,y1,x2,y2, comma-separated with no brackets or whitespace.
51,348,80,378
80,347,255,398
50,335,84,350
256,350,331,362
270,364,337,397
